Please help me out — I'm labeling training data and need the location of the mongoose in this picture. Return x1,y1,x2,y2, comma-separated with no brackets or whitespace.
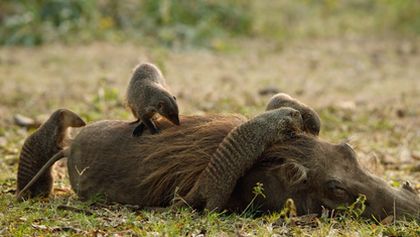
16,109,85,200
175,107,304,211
126,63,180,136
266,93,321,136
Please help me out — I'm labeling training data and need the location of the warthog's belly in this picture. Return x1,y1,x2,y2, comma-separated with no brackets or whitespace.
68,120,151,205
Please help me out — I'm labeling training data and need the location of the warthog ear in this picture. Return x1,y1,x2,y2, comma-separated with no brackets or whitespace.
281,162,308,185
269,161,307,185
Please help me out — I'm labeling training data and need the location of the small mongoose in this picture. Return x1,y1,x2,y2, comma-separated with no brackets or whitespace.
16,109,85,200
266,93,321,136
126,63,180,137
174,107,304,211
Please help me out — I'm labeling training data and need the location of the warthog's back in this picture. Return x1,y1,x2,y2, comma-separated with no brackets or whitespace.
67,115,245,207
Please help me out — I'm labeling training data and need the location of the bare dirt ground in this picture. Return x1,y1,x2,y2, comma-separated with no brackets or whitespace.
0,37,419,235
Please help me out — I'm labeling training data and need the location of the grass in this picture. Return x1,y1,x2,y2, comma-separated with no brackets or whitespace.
0,36,419,235
1,192,419,236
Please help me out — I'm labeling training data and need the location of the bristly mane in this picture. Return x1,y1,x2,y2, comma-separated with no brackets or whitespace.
133,114,245,205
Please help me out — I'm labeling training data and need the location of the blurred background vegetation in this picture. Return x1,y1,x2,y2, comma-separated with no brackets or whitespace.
0,0,419,48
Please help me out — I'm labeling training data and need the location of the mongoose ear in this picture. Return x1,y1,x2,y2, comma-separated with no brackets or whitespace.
57,109,68,119
157,101,164,110
56,109,86,128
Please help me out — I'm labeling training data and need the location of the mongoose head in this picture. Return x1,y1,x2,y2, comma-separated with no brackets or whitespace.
156,91,180,126
50,108,86,146
258,107,304,139
266,93,321,136
56,109,86,128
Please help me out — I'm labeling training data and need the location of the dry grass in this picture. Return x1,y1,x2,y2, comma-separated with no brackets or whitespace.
0,36,419,236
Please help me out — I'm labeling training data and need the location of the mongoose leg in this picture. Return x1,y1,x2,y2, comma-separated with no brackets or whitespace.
132,122,146,137
132,119,160,137
142,119,160,135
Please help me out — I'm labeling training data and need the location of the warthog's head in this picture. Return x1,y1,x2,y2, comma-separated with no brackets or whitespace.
231,135,420,220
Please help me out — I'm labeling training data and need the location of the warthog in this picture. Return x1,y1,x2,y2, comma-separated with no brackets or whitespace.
18,112,419,220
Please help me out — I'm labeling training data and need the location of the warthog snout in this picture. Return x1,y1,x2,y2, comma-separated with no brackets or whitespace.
305,142,420,220
237,137,420,220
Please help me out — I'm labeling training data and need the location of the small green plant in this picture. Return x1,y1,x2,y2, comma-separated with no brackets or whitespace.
277,198,298,224
336,194,367,219
240,182,266,216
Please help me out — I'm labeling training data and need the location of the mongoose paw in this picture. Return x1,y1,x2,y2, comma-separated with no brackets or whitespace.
132,123,145,137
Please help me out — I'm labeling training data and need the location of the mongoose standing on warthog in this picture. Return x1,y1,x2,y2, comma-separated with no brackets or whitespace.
126,63,180,136
266,93,321,136
16,109,86,200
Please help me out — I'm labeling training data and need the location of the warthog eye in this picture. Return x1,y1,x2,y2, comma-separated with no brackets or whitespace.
333,187,348,199
327,180,349,199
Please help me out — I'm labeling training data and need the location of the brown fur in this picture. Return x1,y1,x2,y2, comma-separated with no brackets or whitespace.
67,115,244,206
21,114,419,219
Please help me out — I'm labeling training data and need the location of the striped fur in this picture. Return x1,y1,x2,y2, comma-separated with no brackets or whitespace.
16,109,85,200
178,108,304,210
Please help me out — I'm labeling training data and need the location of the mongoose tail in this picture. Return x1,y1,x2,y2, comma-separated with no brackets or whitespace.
16,149,69,201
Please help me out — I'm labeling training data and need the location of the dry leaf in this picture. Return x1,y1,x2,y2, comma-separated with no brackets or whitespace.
31,224,48,230
399,146,413,163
